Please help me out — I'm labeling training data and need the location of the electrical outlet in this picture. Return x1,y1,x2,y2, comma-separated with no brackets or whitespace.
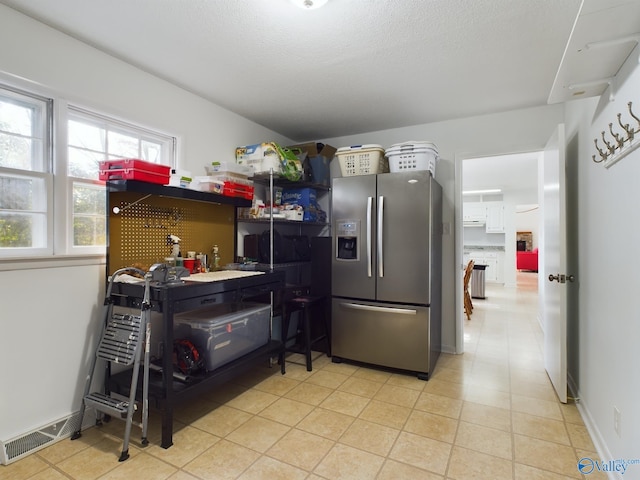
614,406,621,437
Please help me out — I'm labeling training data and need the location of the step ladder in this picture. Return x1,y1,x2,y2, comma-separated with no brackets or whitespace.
71,267,153,462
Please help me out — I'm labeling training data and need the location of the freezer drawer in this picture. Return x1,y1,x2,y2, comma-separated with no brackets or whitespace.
331,298,436,377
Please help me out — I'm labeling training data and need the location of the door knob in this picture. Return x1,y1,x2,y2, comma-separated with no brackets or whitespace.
548,274,560,282
548,274,575,283
566,275,575,282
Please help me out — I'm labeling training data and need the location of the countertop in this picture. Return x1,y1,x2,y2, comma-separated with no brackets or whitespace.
464,245,505,252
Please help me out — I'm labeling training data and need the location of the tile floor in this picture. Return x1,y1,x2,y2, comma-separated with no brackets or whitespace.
1,272,604,480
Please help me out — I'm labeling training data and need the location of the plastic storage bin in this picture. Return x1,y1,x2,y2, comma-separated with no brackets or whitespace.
173,303,271,371
385,141,438,175
336,144,387,176
98,159,171,184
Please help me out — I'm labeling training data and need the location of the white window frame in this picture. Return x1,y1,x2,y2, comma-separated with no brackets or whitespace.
0,77,177,267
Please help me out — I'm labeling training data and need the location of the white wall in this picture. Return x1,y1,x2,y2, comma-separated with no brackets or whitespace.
563,45,640,466
0,5,293,442
323,104,564,353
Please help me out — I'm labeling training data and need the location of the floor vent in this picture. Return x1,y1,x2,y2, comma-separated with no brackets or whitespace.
0,411,89,465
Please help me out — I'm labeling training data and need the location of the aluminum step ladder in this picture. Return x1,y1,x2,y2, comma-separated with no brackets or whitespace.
71,267,152,462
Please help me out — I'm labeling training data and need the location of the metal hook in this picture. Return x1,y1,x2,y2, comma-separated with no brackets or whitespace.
609,123,625,149
628,101,640,132
592,154,605,163
617,113,634,141
594,138,609,161
601,131,616,154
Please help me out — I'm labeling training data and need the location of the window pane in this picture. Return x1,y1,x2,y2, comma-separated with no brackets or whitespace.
0,133,39,170
73,183,106,246
0,212,46,248
68,146,103,179
142,140,162,163
108,130,139,158
0,175,35,210
0,100,34,136
68,119,105,151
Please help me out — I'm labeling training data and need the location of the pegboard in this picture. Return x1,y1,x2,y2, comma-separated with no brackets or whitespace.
108,191,235,274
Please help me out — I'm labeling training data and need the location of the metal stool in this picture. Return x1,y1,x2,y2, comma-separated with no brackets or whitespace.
282,295,331,371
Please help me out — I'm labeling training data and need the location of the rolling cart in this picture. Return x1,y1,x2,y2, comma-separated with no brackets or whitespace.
71,267,152,462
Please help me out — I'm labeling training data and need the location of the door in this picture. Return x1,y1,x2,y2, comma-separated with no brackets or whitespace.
542,124,568,403
332,175,377,299
377,171,432,304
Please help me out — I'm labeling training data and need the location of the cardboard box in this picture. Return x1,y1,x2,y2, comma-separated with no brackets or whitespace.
288,142,336,186
282,187,317,208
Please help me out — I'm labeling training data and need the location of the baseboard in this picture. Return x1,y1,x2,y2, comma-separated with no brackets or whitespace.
0,408,95,465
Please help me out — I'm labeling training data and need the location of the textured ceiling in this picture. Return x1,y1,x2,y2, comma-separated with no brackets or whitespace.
0,0,586,141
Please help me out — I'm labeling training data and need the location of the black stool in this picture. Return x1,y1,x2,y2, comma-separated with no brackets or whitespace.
282,295,331,371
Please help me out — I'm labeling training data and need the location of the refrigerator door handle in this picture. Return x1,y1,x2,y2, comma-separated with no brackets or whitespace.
378,195,384,277
340,302,417,315
367,196,373,277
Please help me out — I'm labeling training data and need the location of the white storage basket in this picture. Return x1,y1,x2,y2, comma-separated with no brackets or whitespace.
385,141,438,175
336,144,387,176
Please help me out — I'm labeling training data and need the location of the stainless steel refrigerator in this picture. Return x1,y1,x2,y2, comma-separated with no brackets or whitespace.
331,171,442,379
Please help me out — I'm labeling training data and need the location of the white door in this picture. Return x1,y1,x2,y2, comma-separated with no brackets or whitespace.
542,124,568,403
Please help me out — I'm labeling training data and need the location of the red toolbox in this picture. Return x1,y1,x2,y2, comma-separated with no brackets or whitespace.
99,159,170,184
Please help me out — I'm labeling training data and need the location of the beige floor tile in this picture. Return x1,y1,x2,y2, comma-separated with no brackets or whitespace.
512,411,570,446
167,471,202,480
183,439,260,480
403,410,458,444
511,394,563,421
436,352,473,372
0,454,50,480
189,404,252,437
387,372,429,391
37,427,105,464
574,450,611,480
389,431,451,475
306,369,350,389
510,377,558,402
146,425,219,467
252,374,300,396
566,423,596,451
55,437,139,480
257,396,315,426
373,384,420,408
430,365,467,384
454,421,513,460
297,408,355,440
237,456,307,480
414,391,463,419
282,362,315,381
337,376,384,398
224,388,280,414
314,443,385,480
377,459,444,479
358,399,412,429
98,452,177,479
284,382,334,406
514,434,581,478
352,367,393,383
465,385,511,410
515,462,579,479
319,390,370,417
460,401,512,432
560,402,585,425
226,416,290,453
422,378,467,399
339,419,400,457
266,428,334,471
25,468,69,480
321,361,360,376
447,445,513,480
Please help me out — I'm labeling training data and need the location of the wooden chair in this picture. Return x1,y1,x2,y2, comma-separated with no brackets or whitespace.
464,260,475,320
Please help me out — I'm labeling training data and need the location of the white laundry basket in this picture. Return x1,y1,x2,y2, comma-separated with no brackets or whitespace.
385,141,438,175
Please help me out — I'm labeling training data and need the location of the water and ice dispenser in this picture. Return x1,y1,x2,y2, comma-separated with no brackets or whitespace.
336,220,360,261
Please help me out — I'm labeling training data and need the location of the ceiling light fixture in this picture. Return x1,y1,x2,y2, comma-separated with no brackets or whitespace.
462,189,502,195
290,0,328,9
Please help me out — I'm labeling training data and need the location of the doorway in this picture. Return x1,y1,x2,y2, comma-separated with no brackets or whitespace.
457,151,541,352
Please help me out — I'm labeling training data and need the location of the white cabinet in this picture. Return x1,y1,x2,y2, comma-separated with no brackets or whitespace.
485,202,505,233
463,202,486,223
466,249,504,283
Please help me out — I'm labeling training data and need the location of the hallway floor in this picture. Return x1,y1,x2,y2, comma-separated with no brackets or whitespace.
1,273,603,479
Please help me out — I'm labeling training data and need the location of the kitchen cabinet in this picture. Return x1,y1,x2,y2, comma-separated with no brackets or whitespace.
485,202,505,233
463,202,487,223
466,249,504,283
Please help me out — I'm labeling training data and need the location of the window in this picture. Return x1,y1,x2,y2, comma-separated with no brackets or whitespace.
0,81,175,259
0,86,52,256
66,108,175,252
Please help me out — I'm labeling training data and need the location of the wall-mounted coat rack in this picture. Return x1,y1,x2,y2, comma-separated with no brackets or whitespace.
593,101,640,168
